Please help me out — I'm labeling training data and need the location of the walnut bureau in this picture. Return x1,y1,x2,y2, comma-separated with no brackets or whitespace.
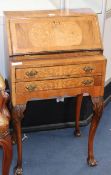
4,9,106,175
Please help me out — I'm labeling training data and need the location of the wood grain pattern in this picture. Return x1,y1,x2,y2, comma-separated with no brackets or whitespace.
14,86,103,105
16,76,101,93
29,20,82,46
10,54,106,83
9,16,101,55
5,10,102,56
15,63,103,82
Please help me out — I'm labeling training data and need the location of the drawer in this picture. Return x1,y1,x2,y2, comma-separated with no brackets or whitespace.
15,63,103,82
16,76,102,93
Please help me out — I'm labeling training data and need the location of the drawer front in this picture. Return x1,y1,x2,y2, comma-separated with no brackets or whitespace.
16,76,102,93
16,63,103,82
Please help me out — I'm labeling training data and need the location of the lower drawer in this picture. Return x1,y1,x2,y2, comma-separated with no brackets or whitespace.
16,76,102,93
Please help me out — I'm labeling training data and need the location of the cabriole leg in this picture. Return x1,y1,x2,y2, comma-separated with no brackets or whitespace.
12,104,26,175
87,96,103,166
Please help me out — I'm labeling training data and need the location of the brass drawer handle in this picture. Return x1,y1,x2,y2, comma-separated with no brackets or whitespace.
26,84,37,92
83,66,94,73
82,79,94,86
25,70,38,77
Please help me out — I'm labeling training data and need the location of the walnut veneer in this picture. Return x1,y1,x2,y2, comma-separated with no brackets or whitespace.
4,9,106,175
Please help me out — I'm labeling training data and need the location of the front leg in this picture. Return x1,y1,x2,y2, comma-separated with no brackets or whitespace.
12,104,26,175
87,96,103,166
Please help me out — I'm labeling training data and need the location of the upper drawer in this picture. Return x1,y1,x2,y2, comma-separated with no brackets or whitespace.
5,10,102,56
15,63,103,82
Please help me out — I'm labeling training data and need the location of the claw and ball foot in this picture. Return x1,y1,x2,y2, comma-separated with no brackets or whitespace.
14,167,23,175
87,157,97,167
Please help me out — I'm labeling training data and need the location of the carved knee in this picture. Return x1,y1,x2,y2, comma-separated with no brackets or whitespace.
0,113,10,138
0,74,10,138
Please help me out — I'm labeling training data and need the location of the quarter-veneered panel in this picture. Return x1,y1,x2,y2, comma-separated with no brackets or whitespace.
8,15,102,55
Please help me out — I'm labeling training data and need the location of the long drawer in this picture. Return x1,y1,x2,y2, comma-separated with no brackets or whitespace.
16,76,102,93
15,63,103,82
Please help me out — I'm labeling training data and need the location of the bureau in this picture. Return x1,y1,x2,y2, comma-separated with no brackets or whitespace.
4,9,106,175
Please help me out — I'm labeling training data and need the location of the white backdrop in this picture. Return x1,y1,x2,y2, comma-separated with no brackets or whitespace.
0,0,56,13
107,0,111,11
52,0,103,13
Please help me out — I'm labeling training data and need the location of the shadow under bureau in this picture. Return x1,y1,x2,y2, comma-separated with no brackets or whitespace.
4,9,106,175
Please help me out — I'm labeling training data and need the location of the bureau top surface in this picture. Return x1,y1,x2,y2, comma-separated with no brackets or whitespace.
4,9,95,18
5,9,102,56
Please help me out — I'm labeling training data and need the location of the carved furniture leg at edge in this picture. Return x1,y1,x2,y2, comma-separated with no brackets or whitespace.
0,134,12,175
0,74,13,175
87,96,104,166
12,104,26,175
74,94,83,137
